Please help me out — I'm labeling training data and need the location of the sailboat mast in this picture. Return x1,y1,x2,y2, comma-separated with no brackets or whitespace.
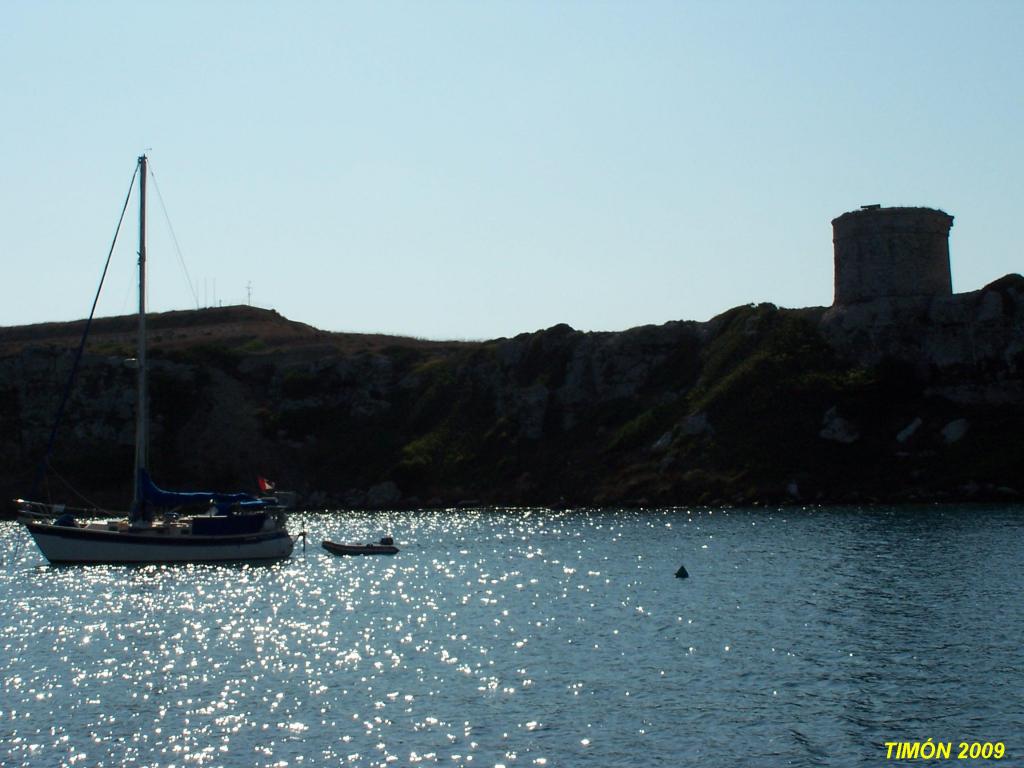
132,154,149,517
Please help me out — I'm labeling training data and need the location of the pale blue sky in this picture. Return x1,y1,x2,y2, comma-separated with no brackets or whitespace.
2,1,1021,339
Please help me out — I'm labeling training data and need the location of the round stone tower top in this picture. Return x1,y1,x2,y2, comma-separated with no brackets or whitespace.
832,205,953,305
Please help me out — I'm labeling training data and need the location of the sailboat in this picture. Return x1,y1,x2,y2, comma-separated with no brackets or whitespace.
16,155,294,564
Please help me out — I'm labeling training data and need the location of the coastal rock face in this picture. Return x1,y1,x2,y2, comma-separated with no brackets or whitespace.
2,287,1024,512
819,407,859,444
820,275,1024,402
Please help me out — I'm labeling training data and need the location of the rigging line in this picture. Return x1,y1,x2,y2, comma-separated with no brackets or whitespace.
148,163,200,310
29,159,141,500
44,462,116,515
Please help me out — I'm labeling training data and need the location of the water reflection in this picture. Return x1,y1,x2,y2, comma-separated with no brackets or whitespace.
2,505,1022,767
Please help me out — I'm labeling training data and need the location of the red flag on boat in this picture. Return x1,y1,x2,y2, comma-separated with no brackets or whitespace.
257,476,276,493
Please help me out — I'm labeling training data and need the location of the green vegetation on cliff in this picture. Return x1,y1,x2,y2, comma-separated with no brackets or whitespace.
3,290,1024,512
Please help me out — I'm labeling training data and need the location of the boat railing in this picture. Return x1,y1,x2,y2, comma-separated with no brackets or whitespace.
15,498,122,521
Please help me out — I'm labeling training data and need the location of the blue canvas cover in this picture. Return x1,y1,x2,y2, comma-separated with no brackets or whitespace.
139,470,274,512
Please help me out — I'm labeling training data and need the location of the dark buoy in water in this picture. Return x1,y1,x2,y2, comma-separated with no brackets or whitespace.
675,565,689,579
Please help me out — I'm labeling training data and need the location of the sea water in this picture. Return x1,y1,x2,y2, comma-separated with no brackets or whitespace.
1,506,1022,767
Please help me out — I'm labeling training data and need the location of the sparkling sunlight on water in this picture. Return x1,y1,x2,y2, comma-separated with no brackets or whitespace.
2,506,1022,767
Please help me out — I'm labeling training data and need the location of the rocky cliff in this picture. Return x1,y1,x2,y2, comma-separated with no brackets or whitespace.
4,278,1024,513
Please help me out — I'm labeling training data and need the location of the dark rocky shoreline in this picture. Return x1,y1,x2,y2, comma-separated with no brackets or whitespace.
3,274,1024,515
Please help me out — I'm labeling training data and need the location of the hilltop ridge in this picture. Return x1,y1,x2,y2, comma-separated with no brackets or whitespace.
3,275,1024,512
0,305,474,357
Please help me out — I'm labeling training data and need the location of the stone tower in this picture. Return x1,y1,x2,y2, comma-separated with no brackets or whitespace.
832,206,953,305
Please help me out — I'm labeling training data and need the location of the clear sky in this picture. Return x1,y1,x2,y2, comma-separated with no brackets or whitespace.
2,1,1021,340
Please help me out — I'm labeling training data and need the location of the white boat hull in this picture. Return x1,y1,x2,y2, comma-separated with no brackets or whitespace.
25,521,294,564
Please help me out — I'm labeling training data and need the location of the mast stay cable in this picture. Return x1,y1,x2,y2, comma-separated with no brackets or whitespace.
148,163,200,310
29,160,141,499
